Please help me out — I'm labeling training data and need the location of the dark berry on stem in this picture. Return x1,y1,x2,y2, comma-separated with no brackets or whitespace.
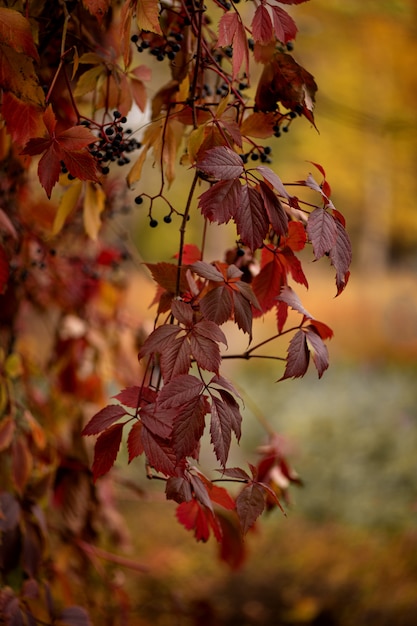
134,195,143,205
149,219,158,228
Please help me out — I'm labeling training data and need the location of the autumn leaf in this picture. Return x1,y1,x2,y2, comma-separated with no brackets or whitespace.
0,7,39,60
197,146,244,181
279,328,309,381
255,52,317,124
141,427,177,476
92,423,124,481
1,92,44,147
82,404,128,436
127,421,144,462
235,482,265,534
199,178,242,224
83,182,106,240
135,0,162,35
217,12,249,79
307,207,338,260
22,106,99,197
305,326,329,378
329,218,352,295
82,0,111,24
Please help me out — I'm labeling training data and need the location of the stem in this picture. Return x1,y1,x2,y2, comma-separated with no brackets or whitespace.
175,170,199,296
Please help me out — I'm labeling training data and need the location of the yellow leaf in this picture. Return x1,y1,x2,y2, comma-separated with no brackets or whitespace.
77,52,103,65
177,75,190,103
83,182,105,239
126,145,148,187
216,93,230,118
136,0,162,35
74,65,103,97
187,124,206,164
53,181,82,235
71,46,79,80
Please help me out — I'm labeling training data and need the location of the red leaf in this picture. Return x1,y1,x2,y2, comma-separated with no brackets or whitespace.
252,5,274,45
232,288,254,338
270,6,297,44
279,329,309,381
280,248,308,288
329,219,352,296
171,299,194,326
285,221,307,252
82,405,127,436
309,319,333,341
191,260,225,282
0,244,9,294
141,427,177,476
217,511,246,570
217,13,249,79
1,93,44,147
307,208,338,260
92,423,124,481
127,421,144,462
146,262,189,294
305,326,329,378
176,499,211,542
199,178,242,224
236,483,265,534
207,484,236,510
174,243,201,265
197,146,244,181
236,184,269,251
220,467,251,481
252,257,284,316
0,7,39,60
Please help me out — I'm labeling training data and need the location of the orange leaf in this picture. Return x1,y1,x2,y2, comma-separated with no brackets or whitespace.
82,0,111,25
136,0,162,35
1,92,44,147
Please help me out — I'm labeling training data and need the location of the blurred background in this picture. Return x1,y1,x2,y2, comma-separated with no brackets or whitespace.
118,1,417,623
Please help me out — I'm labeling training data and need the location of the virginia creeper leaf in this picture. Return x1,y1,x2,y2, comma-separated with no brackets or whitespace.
279,328,309,381
236,483,265,534
210,396,236,467
172,395,207,460
329,219,352,296
141,427,177,476
92,422,124,481
127,421,144,462
270,6,297,44
135,0,162,35
0,8,39,60
277,285,312,319
199,178,242,224
197,146,244,181
256,165,290,199
259,180,288,236
305,326,329,378
236,184,269,251
158,374,205,408
176,499,211,542
200,285,234,326
252,5,274,45
165,476,193,503
82,405,127,436
307,207,338,260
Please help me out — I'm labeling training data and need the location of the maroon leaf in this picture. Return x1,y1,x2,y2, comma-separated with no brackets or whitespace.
189,326,222,373
220,467,251,481
171,299,194,326
191,260,225,282
82,405,127,436
217,12,249,79
176,499,212,542
158,374,205,408
235,184,269,251
307,207,338,260
172,395,207,460
277,285,312,319
232,289,254,338
305,326,329,378
140,402,174,439
200,285,234,325
252,258,284,315
329,219,352,296
198,146,244,181
127,420,144,462
160,334,192,381
217,389,242,441
165,476,193,503
259,180,288,236
256,165,290,199
112,385,142,408
92,422,124,481
199,178,242,224
210,396,234,467
236,483,265,534
279,329,309,381
141,427,177,475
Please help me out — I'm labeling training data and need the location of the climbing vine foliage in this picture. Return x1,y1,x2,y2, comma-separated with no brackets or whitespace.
0,0,351,622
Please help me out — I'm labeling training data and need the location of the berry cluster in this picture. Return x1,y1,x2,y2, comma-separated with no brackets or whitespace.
240,145,272,164
84,111,142,174
131,30,183,62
